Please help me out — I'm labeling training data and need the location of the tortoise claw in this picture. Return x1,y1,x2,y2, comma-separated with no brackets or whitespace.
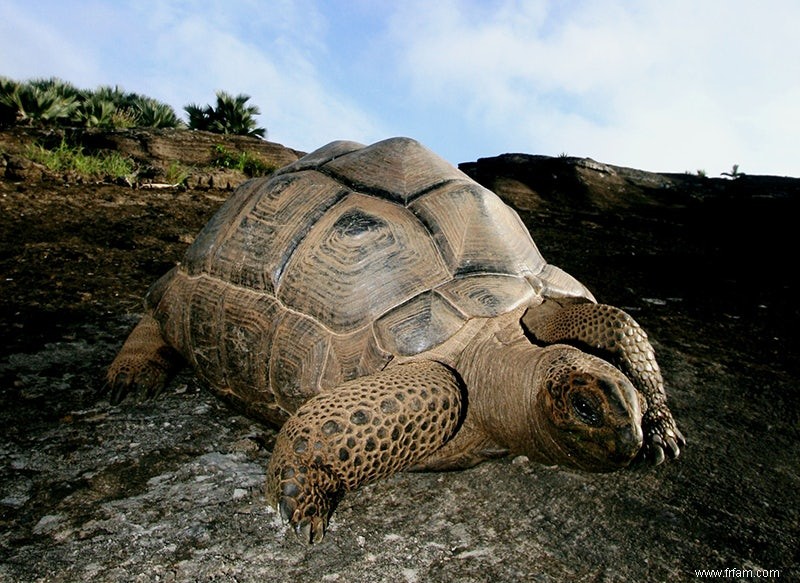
638,406,685,466
279,499,330,544
278,496,296,522
649,435,667,466
103,362,171,404
295,516,326,544
101,376,128,405
271,467,338,544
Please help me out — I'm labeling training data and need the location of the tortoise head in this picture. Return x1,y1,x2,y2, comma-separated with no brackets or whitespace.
528,345,644,471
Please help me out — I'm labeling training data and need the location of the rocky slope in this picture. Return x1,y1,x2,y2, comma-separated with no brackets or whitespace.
1,129,797,581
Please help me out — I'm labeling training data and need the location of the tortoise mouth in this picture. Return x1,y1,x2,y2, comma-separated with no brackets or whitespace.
552,420,643,471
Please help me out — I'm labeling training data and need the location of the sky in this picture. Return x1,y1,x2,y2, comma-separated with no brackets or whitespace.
1,0,798,177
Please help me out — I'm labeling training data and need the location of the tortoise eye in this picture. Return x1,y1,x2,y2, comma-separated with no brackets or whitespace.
571,393,603,427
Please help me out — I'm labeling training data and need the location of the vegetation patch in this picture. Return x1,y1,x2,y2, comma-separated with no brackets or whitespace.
1,77,267,138
25,139,135,181
211,144,276,177
164,161,193,186
185,91,266,138
2,76,277,186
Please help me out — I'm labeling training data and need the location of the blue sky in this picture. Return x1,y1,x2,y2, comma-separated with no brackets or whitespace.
2,0,798,176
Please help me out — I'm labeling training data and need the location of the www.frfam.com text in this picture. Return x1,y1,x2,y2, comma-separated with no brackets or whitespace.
695,567,781,579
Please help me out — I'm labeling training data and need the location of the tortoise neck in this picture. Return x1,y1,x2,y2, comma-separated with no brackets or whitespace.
456,325,581,466
457,325,541,452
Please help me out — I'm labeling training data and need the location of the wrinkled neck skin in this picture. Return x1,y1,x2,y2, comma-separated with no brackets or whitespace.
455,321,585,468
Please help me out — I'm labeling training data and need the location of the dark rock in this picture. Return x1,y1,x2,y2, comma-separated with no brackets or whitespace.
3,154,48,182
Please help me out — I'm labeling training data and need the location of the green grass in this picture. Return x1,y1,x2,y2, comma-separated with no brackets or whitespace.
164,160,192,185
211,144,276,177
25,140,135,181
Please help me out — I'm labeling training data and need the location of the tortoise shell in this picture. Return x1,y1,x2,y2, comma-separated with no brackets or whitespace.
146,137,593,425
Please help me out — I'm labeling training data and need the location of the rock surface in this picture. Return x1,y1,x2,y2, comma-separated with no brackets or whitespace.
1,131,797,581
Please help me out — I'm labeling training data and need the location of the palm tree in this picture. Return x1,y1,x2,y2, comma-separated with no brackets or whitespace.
0,78,79,126
184,101,213,132
132,97,183,128
185,91,266,138
75,94,119,128
0,77,20,126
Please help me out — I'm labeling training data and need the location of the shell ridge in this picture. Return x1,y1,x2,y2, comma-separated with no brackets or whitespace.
315,168,469,206
432,287,470,319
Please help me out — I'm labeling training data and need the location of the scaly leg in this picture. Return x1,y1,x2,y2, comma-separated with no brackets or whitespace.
266,360,464,543
106,313,183,403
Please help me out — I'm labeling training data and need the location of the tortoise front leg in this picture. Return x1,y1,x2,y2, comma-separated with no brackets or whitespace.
524,302,684,465
266,360,464,543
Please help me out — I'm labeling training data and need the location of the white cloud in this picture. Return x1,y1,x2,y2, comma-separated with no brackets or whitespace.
386,0,800,175
1,0,798,175
129,0,386,151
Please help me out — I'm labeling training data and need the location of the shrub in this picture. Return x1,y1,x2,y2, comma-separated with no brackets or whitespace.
186,91,267,138
132,97,184,129
0,76,183,129
165,161,192,185
0,77,79,126
75,94,119,128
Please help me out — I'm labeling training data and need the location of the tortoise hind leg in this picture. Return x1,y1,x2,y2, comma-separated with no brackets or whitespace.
106,313,184,404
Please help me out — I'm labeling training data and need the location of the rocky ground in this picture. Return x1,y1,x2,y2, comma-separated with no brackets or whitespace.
0,129,797,582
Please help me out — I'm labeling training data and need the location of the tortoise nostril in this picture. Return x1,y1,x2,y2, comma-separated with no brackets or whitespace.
615,423,644,459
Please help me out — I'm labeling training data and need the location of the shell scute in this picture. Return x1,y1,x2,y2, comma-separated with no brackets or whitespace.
410,180,545,277
374,291,467,357
277,193,451,333
273,140,365,176
321,327,393,392
217,286,283,401
269,311,331,412
183,177,270,277
436,274,537,318
195,171,349,293
321,137,468,204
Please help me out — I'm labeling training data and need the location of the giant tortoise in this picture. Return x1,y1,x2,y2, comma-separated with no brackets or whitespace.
107,137,684,542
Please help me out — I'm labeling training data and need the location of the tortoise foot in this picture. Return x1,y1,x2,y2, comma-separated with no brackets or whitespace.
106,354,175,404
266,361,464,542
273,464,342,544
105,314,182,404
639,406,685,465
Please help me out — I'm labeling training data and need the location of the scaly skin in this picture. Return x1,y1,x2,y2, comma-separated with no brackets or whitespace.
105,313,183,403
265,360,464,543
525,302,685,465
